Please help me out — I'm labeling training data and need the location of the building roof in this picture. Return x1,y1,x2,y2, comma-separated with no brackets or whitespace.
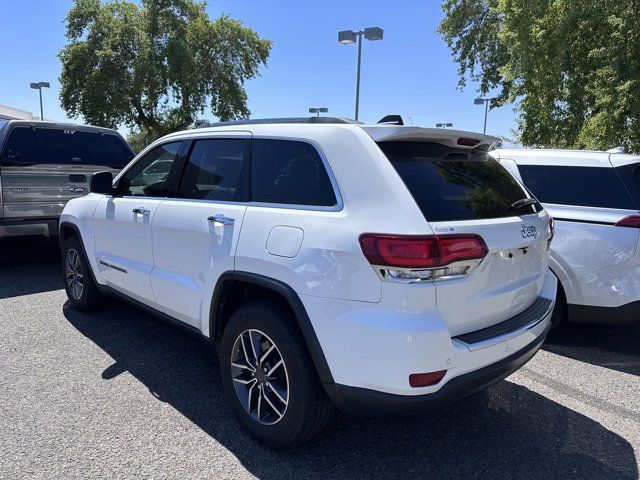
0,104,36,121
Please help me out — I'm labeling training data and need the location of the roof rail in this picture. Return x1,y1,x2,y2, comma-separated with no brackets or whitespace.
195,117,360,128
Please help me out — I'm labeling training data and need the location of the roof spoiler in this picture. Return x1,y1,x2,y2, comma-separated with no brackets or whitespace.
377,115,404,125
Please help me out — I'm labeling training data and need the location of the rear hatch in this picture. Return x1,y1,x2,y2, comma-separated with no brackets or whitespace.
372,129,551,336
0,124,134,220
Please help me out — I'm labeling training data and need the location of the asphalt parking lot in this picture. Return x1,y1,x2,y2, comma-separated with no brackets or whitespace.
1,238,638,479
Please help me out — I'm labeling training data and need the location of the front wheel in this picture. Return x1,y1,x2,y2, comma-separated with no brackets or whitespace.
220,302,334,448
62,235,103,310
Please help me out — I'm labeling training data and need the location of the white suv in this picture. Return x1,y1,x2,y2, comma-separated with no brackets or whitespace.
60,119,556,448
493,148,640,325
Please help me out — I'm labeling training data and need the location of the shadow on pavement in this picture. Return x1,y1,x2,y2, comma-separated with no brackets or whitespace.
0,237,62,299
544,321,640,376
64,303,638,480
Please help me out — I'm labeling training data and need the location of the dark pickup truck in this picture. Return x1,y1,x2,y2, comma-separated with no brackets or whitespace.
0,120,134,238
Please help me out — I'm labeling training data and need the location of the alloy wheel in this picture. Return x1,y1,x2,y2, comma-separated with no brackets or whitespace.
65,248,84,301
230,329,289,425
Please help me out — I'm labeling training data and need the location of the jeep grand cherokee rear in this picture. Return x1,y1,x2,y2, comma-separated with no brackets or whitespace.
59,121,555,448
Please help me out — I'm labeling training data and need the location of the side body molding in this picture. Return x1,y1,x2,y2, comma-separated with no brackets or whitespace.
210,271,334,384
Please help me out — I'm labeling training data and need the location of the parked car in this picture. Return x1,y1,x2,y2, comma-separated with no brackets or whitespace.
493,148,640,325
0,120,134,238
60,118,556,448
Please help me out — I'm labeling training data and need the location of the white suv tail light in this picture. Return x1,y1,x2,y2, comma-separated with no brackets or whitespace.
615,215,640,228
359,234,488,283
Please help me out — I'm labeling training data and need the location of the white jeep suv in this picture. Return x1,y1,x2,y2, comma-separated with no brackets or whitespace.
60,119,556,448
493,148,640,325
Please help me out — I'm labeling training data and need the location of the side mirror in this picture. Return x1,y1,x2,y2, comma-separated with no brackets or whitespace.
90,171,114,195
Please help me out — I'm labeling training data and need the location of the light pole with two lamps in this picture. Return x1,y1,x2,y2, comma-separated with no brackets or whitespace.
30,81,50,121
338,27,383,121
309,107,328,117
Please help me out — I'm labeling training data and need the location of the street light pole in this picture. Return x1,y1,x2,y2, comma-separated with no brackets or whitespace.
30,81,50,120
38,88,43,120
355,32,363,122
474,97,494,134
339,27,383,122
483,100,489,134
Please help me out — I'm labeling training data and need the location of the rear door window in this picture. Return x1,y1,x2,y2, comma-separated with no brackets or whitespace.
378,141,536,222
518,165,636,209
250,139,337,207
177,139,246,201
1,126,134,168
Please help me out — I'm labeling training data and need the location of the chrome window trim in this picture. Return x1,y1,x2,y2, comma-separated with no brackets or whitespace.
156,197,247,207
114,132,344,212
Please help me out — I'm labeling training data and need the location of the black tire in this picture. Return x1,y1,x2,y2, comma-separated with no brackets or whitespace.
220,301,334,448
550,282,568,330
62,235,103,311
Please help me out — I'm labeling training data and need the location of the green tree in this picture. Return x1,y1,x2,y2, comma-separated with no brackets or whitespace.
59,0,271,139
126,127,156,153
439,0,640,152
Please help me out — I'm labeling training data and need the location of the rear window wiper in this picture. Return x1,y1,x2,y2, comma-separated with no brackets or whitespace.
509,197,538,211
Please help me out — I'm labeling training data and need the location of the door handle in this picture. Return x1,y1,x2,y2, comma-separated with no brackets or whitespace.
207,214,235,225
133,207,151,215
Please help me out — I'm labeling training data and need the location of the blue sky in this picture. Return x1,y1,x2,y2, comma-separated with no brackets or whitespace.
0,0,518,140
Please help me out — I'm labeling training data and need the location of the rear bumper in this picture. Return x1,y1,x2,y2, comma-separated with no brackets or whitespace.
0,218,59,238
325,321,550,417
568,301,640,325
304,270,556,397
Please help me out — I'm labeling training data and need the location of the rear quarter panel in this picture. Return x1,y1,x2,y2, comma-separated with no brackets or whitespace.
545,204,640,307
234,126,434,303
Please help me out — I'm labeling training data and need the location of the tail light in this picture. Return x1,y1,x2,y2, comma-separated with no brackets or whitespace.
615,215,640,228
359,234,488,283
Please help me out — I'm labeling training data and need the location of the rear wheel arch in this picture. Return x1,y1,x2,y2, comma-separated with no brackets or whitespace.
210,271,334,384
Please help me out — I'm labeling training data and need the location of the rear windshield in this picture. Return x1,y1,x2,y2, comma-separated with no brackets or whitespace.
1,126,134,168
378,141,537,222
518,164,636,210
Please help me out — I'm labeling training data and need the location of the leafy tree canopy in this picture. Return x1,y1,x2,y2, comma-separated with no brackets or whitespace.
439,0,640,152
59,0,271,138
